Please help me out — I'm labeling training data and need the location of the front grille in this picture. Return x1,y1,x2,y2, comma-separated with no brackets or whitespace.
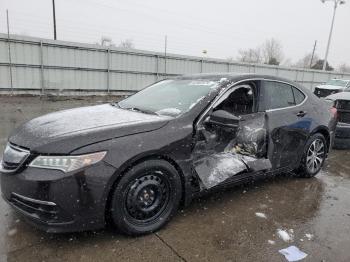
1,143,30,172
314,88,339,98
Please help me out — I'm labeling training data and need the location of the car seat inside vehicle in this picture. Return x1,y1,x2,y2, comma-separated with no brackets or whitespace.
214,84,255,116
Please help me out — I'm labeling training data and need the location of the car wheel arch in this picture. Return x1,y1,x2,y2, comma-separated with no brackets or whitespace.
103,153,187,225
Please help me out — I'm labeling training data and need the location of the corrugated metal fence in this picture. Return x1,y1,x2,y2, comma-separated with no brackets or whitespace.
1,33,349,94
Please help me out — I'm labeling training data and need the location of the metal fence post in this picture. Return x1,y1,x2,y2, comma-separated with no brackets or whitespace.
227,62,230,72
39,40,45,94
106,48,110,93
200,59,203,73
156,55,159,80
311,71,315,88
301,69,305,85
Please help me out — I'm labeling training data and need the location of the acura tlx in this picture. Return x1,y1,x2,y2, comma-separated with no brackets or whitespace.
0,73,337,235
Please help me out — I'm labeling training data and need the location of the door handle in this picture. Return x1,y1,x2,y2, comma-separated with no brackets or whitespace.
296,111,307,117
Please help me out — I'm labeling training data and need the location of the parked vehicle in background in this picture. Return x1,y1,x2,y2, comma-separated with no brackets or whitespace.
314,79,350,98
0,73,337,236
326,91,350,148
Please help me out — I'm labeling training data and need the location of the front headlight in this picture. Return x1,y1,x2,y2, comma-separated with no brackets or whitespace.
29,151,107,173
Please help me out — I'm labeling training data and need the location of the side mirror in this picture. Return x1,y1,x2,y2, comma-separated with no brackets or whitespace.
205,110,240,129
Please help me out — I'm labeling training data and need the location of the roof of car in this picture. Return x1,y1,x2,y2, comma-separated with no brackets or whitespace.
176,73,298,85
326,91,350,101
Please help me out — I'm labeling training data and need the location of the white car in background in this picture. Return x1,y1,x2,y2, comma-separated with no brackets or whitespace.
314,79,350,98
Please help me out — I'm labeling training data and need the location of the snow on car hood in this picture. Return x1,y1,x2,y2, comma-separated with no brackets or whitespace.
9,104,170,153
316,84,345,90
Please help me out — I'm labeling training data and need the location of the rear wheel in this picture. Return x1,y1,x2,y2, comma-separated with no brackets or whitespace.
109,159,182,236
296,133,327,178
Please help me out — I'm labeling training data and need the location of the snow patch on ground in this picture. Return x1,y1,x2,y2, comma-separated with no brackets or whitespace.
7,228,17,237
277,229,294,242
305,233,314,240
255,212,267,219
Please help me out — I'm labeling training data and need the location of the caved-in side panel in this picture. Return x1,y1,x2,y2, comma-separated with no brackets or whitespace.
193,112,271,190
266,110,311,169
194,153,247,189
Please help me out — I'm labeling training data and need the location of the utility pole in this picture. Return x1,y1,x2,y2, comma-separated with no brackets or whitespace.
310,40,317,68
321,0,346,71
52,0,57,40
164,35,167,75
6,10,13,93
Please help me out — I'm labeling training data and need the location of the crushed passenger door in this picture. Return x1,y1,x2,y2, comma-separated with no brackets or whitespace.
193,111,272,189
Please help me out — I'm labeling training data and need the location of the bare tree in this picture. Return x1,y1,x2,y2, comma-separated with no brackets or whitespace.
237,47,262,63
261,38,284,65
100,36,113,47
294,53,320,68
338,63,350,73
119,39,135,49
312,59,334,71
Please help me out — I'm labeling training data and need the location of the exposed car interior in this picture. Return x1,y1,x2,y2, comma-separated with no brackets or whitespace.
214,83,256,116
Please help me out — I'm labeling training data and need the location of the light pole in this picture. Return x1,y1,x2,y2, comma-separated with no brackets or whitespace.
321,0,345,71
52,0,57,40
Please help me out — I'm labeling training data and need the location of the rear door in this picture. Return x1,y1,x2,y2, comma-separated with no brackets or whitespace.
262,80,311,169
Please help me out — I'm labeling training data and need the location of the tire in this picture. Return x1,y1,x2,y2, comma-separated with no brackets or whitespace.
296,133,327,178
109,159,182,236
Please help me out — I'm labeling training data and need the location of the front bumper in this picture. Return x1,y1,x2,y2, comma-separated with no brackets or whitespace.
0,161,117,233
333,122,350,149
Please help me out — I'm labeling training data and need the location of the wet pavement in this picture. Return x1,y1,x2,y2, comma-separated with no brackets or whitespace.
0,96,350,262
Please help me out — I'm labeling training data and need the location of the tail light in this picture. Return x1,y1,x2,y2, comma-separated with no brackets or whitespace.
330,106,338,120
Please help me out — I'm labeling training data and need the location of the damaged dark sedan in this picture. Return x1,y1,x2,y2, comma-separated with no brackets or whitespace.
0,73,337,235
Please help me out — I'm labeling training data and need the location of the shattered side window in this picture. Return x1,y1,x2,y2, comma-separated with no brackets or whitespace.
213,85,255,116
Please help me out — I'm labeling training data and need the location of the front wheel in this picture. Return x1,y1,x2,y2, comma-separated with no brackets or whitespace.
296,133,327,178
109,159,182,236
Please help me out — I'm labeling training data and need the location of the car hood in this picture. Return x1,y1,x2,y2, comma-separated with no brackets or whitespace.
9,104,170,154
316,84,344,90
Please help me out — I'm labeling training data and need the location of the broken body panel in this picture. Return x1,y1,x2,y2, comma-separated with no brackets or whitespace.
193,111,272,189
190,78,333,190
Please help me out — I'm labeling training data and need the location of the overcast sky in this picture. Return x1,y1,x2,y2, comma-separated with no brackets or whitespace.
0,0,349,67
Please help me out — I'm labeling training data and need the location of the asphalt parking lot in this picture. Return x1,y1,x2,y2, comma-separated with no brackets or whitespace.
0,96,350,262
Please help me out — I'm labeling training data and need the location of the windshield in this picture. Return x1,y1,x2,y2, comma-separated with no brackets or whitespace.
326,79,348,87
118,79,219,116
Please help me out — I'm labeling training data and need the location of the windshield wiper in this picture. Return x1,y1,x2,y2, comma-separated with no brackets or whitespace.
124,107,158,115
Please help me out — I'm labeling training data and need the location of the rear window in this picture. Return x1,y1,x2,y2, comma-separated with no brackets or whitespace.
337,100,350,110
292,87,306,105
